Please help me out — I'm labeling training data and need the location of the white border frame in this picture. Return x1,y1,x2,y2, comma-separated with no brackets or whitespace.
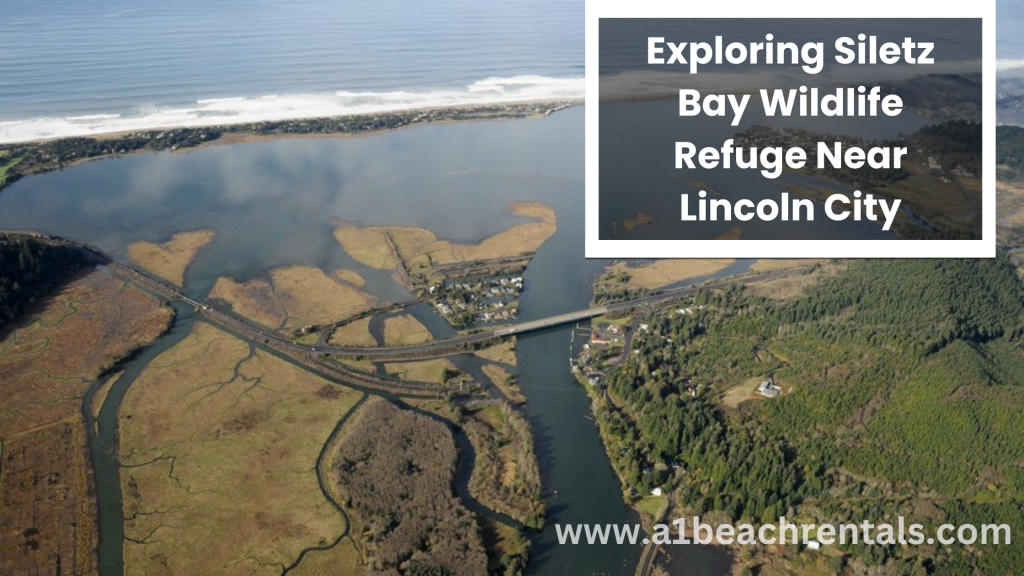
585,0,997,258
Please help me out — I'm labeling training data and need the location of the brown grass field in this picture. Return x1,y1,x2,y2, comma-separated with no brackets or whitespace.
331,227,399,270
0,270,171,576
721,376,765,409
382,314,432,346
997,181,1024,244
327,317,376,347
383,359,457,384
119,322,363,576
210,265,377,333
208,275,287,328
746,262,847,300
377,315,457,383
285,538,363,576
600,259,735,291
334,202,557,274
269,266,377,329
749,259,829,273
475,339,517,365
127,229,216,285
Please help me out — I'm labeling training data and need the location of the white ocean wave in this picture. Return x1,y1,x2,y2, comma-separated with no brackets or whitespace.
998,59,1024,72
0,75,584,144
65,114,123,121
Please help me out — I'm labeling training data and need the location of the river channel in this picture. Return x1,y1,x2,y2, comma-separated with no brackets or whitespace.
2,107,734,575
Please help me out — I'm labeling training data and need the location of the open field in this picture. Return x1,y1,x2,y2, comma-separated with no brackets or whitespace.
331,226,398,270
334,202,557,275
382,314,432,346
0,271,172,441
746,262,847,300
635,495,668,521
0,154,24,184
327,317,375,347
375,311,462,384
721,376,765,409
269,266,377,330
287,396,368,576
119,322,363,576
597,259,734,293
475,339,517,365
383,358,457,384
329,399,487,576
286,538,363,576
127,229,216,285
0,270,171,576
1,422,96,576
210,265,377,333
209,275,286,328
749,259,828,273
997,180,1024,244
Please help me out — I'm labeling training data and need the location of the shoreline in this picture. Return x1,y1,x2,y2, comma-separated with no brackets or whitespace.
0,98,582,194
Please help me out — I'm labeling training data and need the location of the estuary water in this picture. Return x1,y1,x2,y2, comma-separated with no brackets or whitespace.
0,0,583,142
0,108,732,575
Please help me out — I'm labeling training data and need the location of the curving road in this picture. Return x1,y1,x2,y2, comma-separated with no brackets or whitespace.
106,254,805,360
55,235,807,362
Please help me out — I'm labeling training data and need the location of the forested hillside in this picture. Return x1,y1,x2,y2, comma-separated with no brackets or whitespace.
0,234,86,331
598,259,1024,575
997,124,1024,180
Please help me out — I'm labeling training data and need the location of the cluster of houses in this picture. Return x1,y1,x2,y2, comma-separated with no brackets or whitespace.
427,275,524,326
476,304,518,323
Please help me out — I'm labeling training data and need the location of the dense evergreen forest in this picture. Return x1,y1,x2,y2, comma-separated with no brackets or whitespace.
598,259,1024,575
0,234,86,331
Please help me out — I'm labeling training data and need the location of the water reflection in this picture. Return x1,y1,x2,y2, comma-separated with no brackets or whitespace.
0,107,733,575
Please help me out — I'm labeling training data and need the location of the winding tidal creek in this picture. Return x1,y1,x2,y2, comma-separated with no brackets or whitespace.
2,108,733,575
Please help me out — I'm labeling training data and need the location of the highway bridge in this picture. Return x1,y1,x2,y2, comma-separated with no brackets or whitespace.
47,232,805,361
98,249,804,360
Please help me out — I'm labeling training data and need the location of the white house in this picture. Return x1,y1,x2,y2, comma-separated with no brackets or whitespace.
757,377,781,398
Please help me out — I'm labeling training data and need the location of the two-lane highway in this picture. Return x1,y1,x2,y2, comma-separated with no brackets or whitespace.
52,232,807,361
97,244,806,361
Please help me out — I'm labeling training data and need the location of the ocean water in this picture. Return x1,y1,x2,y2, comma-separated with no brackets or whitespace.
0,0,583,142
